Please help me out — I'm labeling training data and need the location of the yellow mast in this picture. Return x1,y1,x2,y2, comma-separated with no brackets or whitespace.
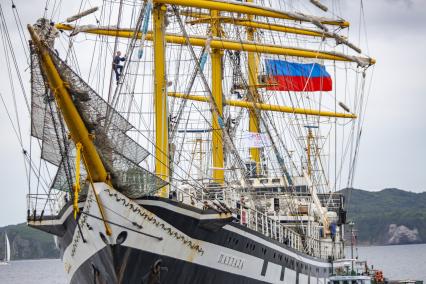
247,0,261,174
153,4,169,197
27,26,108,183
211,10,225,184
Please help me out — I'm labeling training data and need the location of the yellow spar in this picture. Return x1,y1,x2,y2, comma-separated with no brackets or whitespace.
186,16,335,39
153,0,349,27
168,93,357,119
55,24,376,65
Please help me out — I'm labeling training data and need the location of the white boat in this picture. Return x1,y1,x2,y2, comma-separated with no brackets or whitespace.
0,233,11,265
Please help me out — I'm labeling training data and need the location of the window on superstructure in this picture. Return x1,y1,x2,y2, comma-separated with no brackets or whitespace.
272,178,280,183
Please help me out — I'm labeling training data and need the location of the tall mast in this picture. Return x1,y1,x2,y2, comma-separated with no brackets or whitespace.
247,0,261,174
210,10,224,184
153,4,169,197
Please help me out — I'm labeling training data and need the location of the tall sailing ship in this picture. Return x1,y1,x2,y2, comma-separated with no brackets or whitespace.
3,0,375,282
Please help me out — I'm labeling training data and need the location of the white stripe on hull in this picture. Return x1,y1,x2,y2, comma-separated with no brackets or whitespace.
224,225,329,268
284,269,297,283
137,199,232,220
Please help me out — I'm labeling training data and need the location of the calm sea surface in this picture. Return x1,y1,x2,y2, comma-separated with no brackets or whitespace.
0,244,425,283
347,243,426,281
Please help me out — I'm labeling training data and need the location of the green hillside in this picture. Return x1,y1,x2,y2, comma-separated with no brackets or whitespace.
0,188,424,260
343,188,426,245
0,223,59,260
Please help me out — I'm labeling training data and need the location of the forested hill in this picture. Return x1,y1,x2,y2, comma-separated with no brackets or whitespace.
342,188,426,245
0,223,59,260
0,188,425,260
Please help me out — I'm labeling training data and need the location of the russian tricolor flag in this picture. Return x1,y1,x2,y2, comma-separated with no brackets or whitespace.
265,59,332,92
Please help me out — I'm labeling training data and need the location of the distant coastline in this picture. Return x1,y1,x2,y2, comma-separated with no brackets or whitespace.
0,223,59,260
343,188,426,246
0,187,424,259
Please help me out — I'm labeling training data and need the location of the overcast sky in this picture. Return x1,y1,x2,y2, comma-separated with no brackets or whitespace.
0,0,425,226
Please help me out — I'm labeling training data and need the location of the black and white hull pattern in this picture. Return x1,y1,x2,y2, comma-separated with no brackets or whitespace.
30,183,338,284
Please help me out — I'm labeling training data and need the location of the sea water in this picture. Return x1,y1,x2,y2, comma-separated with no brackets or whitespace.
348,243,426,281
0,258,66,284
0,244,424,283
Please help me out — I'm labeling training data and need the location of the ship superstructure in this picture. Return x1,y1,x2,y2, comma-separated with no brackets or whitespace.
5,0,375,283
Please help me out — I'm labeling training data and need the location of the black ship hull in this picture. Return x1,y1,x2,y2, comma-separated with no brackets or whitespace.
73,244,272,284
29,183,337,284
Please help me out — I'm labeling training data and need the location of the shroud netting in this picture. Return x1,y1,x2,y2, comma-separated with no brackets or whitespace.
30,42,166,198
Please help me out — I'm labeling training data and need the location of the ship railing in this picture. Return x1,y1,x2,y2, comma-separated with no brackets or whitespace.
202,187,328,259
239,205,303,253
26,192,68,221
239,204,332,260
179,184,331,259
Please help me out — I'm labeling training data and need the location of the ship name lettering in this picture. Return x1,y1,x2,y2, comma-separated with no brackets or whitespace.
217,253,244,270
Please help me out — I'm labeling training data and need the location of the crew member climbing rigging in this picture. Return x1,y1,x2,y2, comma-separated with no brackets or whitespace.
112,51,126,83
